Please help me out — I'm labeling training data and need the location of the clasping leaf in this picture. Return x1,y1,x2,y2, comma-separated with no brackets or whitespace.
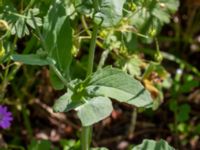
86,67,153,108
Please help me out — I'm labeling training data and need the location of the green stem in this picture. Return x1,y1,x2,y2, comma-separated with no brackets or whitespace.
81,24,98,150
81,16,91,37
81,126,92,150
81,1,99,149
47,58,73,90
20,0,24,13
8,12,31,19
24,0,35,12
128,108,137,138
22,106,33,138
87,24,98,76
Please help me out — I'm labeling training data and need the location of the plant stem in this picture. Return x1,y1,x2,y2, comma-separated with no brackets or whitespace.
87,24,98,76
81,1,99,149
81,126,92,150
128,108,137,138
24,0,35,12
22,105,33,138
47,58,73,90
87,0,99,76
81,23,98,150
81,16,103,49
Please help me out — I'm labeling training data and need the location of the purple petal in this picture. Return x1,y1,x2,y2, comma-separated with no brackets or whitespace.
0,105,13,129
1,106,7,112
4,117,13,121
5,112,12,116
0,121,11,129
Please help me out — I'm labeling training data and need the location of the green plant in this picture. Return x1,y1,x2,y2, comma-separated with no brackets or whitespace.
0,0,181,149
131,139,175,150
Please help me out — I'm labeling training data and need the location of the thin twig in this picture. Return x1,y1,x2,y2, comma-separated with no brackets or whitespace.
34,99,80,130
127,108,137,139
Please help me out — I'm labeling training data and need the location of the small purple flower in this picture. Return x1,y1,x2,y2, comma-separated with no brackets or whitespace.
0,105,13,129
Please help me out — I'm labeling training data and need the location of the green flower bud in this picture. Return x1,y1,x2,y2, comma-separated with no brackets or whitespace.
71,45,79,57
128,2,137,12
154,52,163,63
148,28,157,38
0,42,5,60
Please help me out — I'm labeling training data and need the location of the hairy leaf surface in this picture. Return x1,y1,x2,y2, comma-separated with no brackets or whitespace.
86,67,153,107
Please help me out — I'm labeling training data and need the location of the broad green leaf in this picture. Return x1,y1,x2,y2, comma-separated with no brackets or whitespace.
169,102,191,123
28,140,51,150
11,54,49,66
132,139,175,150
180,74,199,93
60,139,81,150
43,0,73,89
53,80,88,112
94,0,126,27
86,67,152,107
177,104,191,122
53,91,82,112
77,96,113,126
56,17,72,77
